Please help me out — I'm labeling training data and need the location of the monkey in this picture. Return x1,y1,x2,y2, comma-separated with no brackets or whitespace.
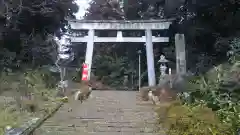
74,82,92,103
140,73,194,103
148,90,160,105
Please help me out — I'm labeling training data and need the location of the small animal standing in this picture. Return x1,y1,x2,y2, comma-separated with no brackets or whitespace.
148,90,160,105
74,86,92,103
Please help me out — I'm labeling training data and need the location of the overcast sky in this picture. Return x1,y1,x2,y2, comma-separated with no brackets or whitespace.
74,0,91,19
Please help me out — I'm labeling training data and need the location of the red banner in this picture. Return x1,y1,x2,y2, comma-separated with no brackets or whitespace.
82,63,88,81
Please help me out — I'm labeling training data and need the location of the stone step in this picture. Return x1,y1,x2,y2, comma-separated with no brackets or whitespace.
34,90,163,135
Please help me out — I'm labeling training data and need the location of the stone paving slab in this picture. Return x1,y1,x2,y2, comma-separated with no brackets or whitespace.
35,90,163,135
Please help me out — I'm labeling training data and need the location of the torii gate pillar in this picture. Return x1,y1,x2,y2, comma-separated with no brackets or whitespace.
85,29,94,80
145,29,156,86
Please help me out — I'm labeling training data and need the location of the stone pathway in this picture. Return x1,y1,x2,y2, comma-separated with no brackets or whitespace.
35,90,163,135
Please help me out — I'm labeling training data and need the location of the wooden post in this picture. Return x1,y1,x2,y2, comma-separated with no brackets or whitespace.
145,29,156,86
175,34,186,74
85,29,95,80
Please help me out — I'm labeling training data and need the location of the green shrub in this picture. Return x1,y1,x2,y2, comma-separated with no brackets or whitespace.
156,100,233,135
176,62,240,134
24,68,59,89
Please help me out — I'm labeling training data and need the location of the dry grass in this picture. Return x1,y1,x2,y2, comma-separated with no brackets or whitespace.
0,71,60,135
0,90,60,135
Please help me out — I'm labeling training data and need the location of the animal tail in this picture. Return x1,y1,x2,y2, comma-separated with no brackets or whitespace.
74,90,83,103
86,87,92,99
151,98,156,105
86,91,91,98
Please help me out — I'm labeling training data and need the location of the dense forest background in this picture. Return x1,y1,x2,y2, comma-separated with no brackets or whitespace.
0,0,239,88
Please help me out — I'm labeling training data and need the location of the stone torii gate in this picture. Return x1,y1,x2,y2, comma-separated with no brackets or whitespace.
68,19,186,87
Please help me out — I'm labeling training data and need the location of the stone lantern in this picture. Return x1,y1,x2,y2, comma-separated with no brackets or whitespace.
158,54,169,84
123,72,129,90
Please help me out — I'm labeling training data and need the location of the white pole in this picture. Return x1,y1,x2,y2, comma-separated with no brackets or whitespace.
63,67,66,80
169,68,173,88
85,29,95,80
145,29,156,86
138,52,141,91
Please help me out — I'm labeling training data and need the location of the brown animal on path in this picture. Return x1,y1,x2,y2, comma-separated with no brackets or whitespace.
139,86,157,101
148,90,160,105
140,85,178,104
74,81,92,103
140,73,194,103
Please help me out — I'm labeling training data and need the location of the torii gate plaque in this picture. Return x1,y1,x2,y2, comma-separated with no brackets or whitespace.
68,19,186,87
